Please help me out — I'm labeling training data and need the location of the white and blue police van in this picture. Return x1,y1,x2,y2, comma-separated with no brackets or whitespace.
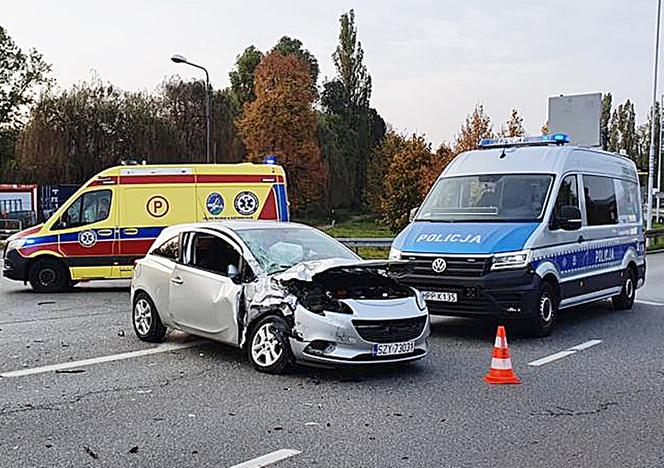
390,134,646,336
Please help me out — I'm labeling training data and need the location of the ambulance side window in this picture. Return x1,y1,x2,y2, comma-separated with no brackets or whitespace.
54,190,112,230
152,236,179,261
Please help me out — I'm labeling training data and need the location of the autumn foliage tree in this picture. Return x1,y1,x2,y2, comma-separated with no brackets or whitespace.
454,103,493,154
237,51,327,216
500,108,526,137
380,134,444,232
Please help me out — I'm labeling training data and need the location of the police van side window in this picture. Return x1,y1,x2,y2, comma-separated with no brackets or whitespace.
552,175,579,226
55,190,112,230
583,175,618,226
152,236,179,261
615,179,640,224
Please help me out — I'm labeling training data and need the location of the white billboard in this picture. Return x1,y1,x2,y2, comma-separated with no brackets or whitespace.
548,92,602,148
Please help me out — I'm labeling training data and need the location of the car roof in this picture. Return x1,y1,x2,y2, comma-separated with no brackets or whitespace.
162,220,313,235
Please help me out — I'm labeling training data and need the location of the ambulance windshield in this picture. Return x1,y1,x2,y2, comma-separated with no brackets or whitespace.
417,174,553,222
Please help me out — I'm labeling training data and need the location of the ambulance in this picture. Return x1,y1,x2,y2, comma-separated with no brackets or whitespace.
2,162,289,292
390,134,646,336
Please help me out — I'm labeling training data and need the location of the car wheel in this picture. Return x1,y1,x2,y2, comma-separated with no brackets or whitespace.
612,267,636,310
132,292,167,342
247,316,294,374
526,281,558,337
28,258,70,293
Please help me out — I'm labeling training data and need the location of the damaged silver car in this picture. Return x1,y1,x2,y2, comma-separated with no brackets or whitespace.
131,221,429,373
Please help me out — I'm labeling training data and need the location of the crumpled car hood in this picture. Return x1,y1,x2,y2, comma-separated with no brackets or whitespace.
272,258,410,283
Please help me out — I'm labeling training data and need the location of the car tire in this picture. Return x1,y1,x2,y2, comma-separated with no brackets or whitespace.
526,281,558,337
612,267,636,310
28,257,70,293
247,315,294,374
132,292,167,342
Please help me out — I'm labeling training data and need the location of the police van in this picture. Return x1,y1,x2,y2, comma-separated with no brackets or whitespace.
390,134,646,336
3,162,288,292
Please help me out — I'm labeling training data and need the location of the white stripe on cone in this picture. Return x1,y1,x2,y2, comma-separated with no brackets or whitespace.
490,357,513,370
494,336,507,348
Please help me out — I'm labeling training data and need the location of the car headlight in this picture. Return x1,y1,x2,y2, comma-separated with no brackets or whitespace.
6,238,26,251
491,250,532,270
389,247,402,260
413,288,427,311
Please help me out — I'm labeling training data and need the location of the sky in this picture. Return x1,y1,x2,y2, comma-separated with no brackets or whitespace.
2,0,663,145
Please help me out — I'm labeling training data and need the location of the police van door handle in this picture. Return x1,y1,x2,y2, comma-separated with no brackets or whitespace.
170,276,184,285
123,228,139,236
577,235,585,243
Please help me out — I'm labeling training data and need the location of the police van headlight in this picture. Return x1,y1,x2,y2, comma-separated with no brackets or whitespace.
389,247,402,260
491,250,532,270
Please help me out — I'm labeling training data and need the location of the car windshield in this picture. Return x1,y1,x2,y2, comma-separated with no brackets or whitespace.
417,174,554,222
236,227,360,275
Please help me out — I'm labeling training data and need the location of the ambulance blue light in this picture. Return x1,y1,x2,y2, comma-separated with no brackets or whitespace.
264,154,278,165
479,133,570,148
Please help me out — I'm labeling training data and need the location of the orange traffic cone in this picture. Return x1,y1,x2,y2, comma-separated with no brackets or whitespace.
484,325,521,385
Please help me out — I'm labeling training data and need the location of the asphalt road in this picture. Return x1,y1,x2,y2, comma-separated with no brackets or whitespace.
1,256,663,467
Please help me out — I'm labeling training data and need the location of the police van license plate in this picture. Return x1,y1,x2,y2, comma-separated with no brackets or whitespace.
422,291,458,302
372,341,415,356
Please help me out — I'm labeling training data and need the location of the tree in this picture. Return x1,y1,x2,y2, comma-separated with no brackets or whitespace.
320,10,385,208
380,134,441,232
229,46,263,108
601,93,612,150
237,51,327,215
454,104,493,154
500,108,525,137
420,143,455,197
272,36,319,86
0,26,52,177
366,130,408,213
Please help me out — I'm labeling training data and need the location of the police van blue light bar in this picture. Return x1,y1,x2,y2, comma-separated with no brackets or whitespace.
479,133,570,148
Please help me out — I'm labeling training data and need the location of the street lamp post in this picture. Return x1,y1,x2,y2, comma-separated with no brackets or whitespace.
647,0,662,230
171,54,212,163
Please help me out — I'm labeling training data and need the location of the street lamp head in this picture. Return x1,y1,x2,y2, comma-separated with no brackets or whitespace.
171,54,187,64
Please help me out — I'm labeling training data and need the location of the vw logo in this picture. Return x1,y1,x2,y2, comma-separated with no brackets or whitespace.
78,230,97,248
234,191,259,216
431,258,447,273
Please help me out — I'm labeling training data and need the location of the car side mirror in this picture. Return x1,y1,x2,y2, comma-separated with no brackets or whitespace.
227,264,239,280
557,205,582,231
409,207,419,222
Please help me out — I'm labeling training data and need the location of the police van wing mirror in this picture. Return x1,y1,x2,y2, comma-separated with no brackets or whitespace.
558,206,582,231
409,207,419,222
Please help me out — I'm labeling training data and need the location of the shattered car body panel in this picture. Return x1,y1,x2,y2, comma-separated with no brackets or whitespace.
132,221,429,369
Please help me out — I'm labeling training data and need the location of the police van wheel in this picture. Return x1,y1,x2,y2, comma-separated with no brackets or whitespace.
132,292,167,342
526,282,557,337
28,258,70,293
612,267,636,310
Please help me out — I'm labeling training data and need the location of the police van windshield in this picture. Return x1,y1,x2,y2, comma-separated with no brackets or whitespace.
417,174,554,222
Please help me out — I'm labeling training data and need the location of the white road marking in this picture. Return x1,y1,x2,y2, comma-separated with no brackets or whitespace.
528,339,603,367
567,339,603,351
229,449,302,468
0,340,204,378
636,299,664,307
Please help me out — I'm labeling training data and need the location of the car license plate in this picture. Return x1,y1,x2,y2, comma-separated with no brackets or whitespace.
372,341,415,356
422,291,458,302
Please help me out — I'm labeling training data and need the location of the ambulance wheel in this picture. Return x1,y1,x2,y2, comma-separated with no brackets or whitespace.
526,281,557,337
28,258,70,293
612,267,636,310
132,292,167,342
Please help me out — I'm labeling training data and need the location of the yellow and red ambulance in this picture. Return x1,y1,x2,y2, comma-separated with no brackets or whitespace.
2,162,289,291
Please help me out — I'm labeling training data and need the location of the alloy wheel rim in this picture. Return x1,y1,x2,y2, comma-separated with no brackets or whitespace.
251,323,283,367
134,299,153,336
540,295,553,323
625,277,634,299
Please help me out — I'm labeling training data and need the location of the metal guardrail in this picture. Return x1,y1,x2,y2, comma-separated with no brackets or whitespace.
340,229,664,252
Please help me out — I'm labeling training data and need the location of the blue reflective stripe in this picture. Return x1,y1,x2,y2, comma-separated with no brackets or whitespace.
119,227,164,240
274,184,289,222
532,241,638,274
22,235,58,246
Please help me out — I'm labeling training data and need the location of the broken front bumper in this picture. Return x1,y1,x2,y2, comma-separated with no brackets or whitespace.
289,299,429,366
